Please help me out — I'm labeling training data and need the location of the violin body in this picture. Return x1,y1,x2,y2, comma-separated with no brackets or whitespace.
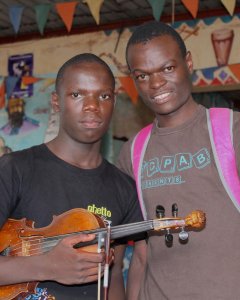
0,218,37,300
0,207,206,300
0,208,106,300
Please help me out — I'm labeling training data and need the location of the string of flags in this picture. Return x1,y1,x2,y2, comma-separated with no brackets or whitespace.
8,0,104,35
5,0,237,36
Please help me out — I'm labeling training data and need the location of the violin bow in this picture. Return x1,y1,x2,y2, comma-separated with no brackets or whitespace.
103,221,111,300
97,220,111,300
97,232,104,300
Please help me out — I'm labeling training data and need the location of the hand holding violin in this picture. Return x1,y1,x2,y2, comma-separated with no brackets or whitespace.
42,233,106,285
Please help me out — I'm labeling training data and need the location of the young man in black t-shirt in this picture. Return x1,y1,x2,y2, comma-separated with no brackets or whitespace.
0,53,143,300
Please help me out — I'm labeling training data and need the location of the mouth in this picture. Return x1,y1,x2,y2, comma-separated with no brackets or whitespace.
150,92,172,104
80,119,103,129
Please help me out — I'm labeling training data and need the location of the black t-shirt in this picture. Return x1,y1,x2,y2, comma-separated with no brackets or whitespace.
0,144,143,299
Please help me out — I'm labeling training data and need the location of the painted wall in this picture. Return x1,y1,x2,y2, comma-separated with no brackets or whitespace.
0,15,240,155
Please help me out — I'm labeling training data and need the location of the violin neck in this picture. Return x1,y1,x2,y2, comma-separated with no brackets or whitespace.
43,218,184,250
111,220,153,239
73,220,154,249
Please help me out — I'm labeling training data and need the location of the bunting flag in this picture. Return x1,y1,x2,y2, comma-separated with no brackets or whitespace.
221,0,236,16
181,0,199,18
148,0,166,21
118,76,138,104
0,78,5,109
83,0,104,25
2,1,239,38
35,3,51,35
5,76,19,99
40,78,56,92
9,5,24,34
55,1,78,32
22,76,42,86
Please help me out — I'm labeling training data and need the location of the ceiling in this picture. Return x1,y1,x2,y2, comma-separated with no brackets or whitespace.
0,0,240,45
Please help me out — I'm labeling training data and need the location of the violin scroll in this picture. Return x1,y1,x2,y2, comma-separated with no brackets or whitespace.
184,210,206,229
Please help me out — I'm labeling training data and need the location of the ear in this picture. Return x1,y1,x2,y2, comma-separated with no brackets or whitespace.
51,91,60,112
185,51,193,74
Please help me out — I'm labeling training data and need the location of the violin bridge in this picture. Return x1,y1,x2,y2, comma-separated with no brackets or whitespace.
22,240,31,256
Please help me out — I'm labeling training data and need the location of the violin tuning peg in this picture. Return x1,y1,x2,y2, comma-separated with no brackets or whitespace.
172,203,178,217
156,205,165,218
179,228,189,242
165,229,173,247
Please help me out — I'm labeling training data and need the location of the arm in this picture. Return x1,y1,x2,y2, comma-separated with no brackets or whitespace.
108,244,126,300
0,233,104,286
126,239,147,300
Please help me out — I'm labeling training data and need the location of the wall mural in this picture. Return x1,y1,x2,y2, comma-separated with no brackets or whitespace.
0,76,53,155
0,14,239,156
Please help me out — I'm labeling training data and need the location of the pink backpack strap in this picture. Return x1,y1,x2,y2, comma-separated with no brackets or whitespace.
207,108,240,212
131,124,153,220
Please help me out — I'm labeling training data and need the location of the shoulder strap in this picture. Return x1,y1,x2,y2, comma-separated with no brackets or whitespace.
207,108,240,212
131,124,153,220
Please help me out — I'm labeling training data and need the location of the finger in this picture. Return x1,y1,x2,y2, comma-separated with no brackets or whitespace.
63,233,96,246
76,266,105,283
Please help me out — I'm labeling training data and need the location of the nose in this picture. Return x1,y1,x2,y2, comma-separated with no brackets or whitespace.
149,73,166,89
82,96,100,112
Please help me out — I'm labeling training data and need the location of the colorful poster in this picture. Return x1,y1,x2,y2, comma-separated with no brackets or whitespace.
8,53,34,98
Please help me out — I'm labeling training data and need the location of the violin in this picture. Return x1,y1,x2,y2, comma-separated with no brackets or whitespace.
0,207,206,300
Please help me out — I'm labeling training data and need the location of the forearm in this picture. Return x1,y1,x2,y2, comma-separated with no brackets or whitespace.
126,267,143,300
126,240,147,300
108,244,126,300
0,255,52,285
0,234,104,286
108,265,125,300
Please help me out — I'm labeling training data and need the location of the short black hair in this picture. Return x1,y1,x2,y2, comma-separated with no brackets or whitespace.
126,21,187,63
55,53,115,92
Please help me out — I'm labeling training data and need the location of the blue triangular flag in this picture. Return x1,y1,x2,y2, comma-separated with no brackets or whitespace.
5,76,18,98
9,5,24,34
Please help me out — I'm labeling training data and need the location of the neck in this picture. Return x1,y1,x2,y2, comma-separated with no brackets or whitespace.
46,139,102,169
156,99,198,128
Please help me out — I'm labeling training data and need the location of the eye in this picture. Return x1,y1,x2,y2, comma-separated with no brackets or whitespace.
71,92,83,100
164,66,175,73
99,93,112,101
135,74,149,82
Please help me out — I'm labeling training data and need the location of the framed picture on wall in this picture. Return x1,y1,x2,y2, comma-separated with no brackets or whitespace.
8,53,33,98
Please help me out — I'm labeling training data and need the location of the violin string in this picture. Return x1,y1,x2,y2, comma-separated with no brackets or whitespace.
9,219,155,253
8,227,107,253
7,220,157,256
8,221,154,255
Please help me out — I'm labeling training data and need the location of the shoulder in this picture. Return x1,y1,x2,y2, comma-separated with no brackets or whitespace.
0,144,45,169
116,136,135,177
117,124,154,178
